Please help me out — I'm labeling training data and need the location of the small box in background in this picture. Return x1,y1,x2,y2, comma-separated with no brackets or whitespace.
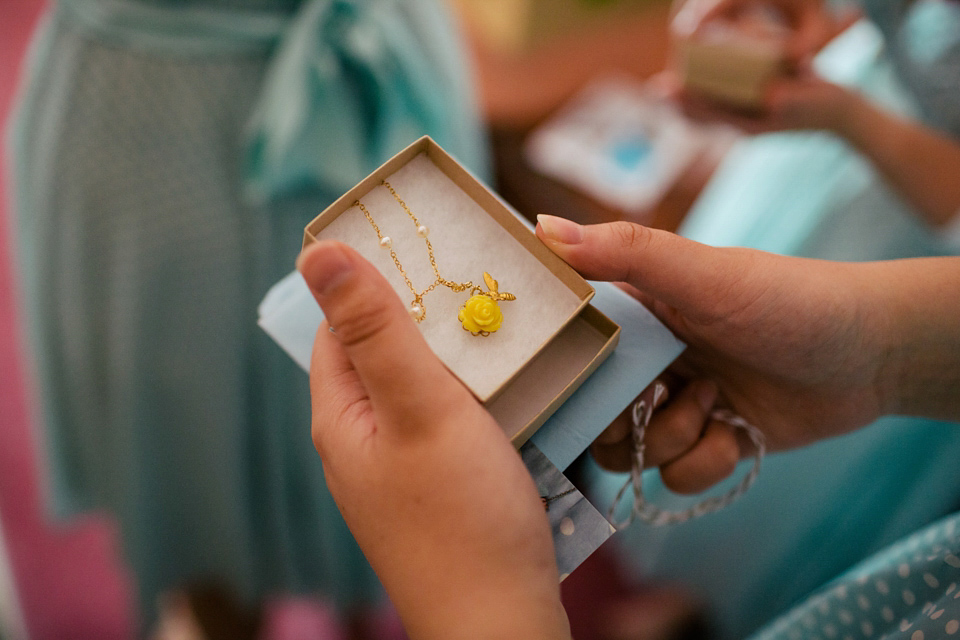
672,0,788,108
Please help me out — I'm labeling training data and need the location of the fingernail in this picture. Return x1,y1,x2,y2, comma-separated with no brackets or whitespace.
696,381,718,414
297,241,354,296
537,214,584,245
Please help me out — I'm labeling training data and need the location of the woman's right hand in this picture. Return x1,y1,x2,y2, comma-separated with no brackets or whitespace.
692,0,850,66
675,70,857,134
666,0,861,133
537,216,909,493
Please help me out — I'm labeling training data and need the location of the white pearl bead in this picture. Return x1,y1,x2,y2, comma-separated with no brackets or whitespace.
408,303,423,321
416,225,429,238
379,236,392,249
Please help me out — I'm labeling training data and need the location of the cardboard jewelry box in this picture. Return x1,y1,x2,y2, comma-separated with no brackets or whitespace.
671,1,787,109
301,136,620,446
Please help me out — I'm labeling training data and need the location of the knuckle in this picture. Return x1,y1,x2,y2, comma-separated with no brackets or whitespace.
310,373,373,459
330,296,397,349
703,248,772,324
335,393,374,434
607,221,654,284
590,442,633,474
660,463,708,495
661,404,706,451
610,221,652,252
596,413,631,445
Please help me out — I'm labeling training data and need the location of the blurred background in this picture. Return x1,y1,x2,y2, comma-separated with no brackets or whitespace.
12,0,958,638
0,1,713,637
0,1,725,638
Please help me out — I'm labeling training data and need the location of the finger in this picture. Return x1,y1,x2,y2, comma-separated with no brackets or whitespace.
786,6,861,65
785,11,828,64
677,90,772,134
590,383,672,473
681,0,736,36
594,404,633,448
643,380,717,468
611,283,692,341
787,7,860,68
612,282,655,316
536,215,749,319
308,320,370,460
298,241,469,429
594,383,671,446
659,421,741,494
590,437,634,474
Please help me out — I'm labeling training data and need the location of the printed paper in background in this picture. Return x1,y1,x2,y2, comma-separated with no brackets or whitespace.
520,442,615,579
525,76,737,216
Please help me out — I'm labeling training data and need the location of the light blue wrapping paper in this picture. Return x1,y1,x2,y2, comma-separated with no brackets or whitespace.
259,273,684,470
259,268,682,577
530,281,685,470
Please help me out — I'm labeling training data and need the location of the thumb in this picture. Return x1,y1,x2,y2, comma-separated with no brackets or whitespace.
297,240,467,423
535,215,744,315
787,6,862,65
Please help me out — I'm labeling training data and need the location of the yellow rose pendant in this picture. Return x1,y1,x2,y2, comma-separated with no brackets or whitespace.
459,294,503,335
459,273,515,336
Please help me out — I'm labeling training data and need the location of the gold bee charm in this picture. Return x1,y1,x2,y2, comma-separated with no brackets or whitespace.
481,272,516,302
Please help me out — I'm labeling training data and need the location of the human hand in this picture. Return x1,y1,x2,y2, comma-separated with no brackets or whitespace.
666,0,860,132
688,0,856,66
536,216,893,492
298,241,570,640
673,70,858,134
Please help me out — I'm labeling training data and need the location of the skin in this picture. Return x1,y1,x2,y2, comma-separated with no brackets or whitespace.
537,216,960,492
301,218,960,636
299,241,571,640
672,0,960,227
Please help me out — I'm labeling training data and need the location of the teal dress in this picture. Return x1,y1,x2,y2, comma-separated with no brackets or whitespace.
750,514,960,640
591,2,960,639
8,0,488,624
748,510,960,640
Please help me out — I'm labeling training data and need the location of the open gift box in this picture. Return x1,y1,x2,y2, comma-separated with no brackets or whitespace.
671,0,788,109
301,136,620,446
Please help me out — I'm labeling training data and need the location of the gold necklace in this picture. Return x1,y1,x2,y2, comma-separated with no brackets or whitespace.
354,180,515,336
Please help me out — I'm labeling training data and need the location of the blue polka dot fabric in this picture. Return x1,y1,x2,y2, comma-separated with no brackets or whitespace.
751,512,960,640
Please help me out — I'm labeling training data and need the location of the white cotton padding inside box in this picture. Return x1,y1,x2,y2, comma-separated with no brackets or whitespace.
313,153,585,401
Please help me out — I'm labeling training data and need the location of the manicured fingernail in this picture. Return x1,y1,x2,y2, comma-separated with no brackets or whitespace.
537,214,584,245
297,241,354,295
696,381,718,413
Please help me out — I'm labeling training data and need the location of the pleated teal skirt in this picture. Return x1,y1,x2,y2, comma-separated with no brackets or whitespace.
8,0,488,623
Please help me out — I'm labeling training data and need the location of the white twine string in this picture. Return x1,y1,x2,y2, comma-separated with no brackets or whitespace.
607,383,767,530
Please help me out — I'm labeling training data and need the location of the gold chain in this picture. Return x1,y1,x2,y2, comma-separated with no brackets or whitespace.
354,180,476,322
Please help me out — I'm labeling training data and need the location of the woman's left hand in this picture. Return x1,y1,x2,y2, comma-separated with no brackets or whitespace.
298,241,570,640
672,69,858,135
